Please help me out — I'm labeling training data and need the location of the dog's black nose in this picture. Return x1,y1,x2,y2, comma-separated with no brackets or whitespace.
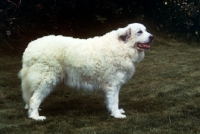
149,35,154,42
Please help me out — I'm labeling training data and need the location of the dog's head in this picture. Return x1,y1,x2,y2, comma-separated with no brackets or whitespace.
118,23,154,51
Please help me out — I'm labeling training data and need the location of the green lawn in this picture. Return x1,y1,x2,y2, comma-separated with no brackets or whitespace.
1,37,200,134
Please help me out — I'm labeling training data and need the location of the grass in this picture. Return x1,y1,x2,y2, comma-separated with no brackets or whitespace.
1,37,200,134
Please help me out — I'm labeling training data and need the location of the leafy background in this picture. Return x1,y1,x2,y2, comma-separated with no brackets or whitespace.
0,0,199,53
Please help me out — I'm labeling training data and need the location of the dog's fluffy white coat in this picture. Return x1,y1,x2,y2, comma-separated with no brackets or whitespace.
19,23,153,120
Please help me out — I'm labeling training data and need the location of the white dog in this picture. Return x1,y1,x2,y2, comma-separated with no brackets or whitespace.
18,23,154,120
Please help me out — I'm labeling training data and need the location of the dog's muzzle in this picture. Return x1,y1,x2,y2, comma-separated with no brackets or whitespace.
137,35,154,51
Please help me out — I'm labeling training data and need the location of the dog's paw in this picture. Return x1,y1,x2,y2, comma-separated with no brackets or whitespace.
29,116,46,121
111,109,126,119
119,108,125,114
113,113,126,119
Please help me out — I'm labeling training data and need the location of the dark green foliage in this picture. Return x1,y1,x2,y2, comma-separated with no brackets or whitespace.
0,0,200,53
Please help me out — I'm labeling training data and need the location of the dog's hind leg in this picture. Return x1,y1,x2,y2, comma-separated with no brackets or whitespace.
28,89,48,121
28,72,58,121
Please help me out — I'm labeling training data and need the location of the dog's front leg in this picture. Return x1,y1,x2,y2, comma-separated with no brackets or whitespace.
105,86,126,118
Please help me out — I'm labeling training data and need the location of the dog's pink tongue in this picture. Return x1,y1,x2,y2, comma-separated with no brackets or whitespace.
144,44,150,49
138,43,150,49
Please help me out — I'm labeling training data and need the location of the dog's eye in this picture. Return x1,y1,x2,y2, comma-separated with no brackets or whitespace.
137,30,143,34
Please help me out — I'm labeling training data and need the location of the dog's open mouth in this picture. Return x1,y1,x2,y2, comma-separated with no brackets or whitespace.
137,43,150,50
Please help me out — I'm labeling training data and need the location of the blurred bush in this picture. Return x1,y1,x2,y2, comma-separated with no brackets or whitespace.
0,0,199,53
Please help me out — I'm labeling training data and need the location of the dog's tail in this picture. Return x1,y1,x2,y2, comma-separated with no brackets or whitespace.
18,69,22,79
18,67,28,79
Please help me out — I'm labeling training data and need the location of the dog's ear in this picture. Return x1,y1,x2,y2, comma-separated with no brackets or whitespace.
119,28,131,43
